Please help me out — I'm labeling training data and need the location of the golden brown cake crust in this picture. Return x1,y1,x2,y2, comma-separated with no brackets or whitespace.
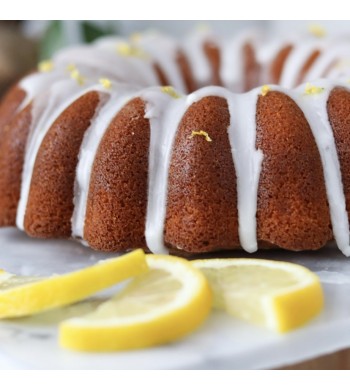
84,97,150,251
0,85,26,130
0,103,32,226
256,91,332,250
153,51,196,93
165,96,239,253
270,45,293,84
327,87,350,223
244,42,260,92
24,91,100,238
154,63,169,86
176,50,197,93
296,50,321,85
203,41,222,86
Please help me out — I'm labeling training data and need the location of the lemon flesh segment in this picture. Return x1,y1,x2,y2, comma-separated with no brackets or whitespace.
0,249,147,319
193,258,323,333
59,254,212,352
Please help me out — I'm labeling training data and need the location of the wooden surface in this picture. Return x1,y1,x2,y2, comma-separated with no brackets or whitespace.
281,348,350,370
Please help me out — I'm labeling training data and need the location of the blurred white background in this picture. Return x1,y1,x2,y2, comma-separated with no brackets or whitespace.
1,20,350,96
22,20,350,40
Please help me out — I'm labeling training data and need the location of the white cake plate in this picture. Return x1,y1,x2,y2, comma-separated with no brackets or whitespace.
0,227,350,370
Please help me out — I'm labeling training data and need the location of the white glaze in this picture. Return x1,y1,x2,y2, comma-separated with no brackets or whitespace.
94,36,160,87
327,59,350,79
304,44,350,82
135,32,187,93
53,45,153,87
292,80,350,256
279,41,325,88
256,37,294,84
182,29,217,87
255,32,298,66
229,90,264,252
220,30,259,92
18,70,66,111
18,44,154,115
93,35,128,51
143,90,187,253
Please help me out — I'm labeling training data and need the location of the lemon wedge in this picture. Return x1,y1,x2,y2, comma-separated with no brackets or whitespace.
0,249,147,319
59,254,212,352
193,258,323,332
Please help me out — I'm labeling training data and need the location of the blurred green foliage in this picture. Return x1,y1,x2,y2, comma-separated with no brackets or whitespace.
39,21,117,60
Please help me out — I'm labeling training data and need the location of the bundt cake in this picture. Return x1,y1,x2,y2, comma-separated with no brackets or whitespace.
1,28,350,256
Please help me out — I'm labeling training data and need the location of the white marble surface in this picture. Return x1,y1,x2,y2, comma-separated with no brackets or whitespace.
1,227,350,369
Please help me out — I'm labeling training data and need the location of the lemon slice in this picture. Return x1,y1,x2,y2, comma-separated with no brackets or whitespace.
0,249,147,318
193,258,323,332
59,254,212,352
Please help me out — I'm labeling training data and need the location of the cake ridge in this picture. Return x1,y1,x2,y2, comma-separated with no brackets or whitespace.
16,79,113,231
72,83,140,241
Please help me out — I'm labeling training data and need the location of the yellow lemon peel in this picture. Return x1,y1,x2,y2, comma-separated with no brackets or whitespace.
59,254,212,352
130,32,142,43
335,59,350,69
117,43,148,59
193,258,324,333
99,78,112,89
304,82,324,95
261,85,271,96
38,60,54,73
161,86,181,99
308,24,327,38
196,23,210,32
70,69,85,86
0,250,147,319
190,130,212,142
66,63,76,72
